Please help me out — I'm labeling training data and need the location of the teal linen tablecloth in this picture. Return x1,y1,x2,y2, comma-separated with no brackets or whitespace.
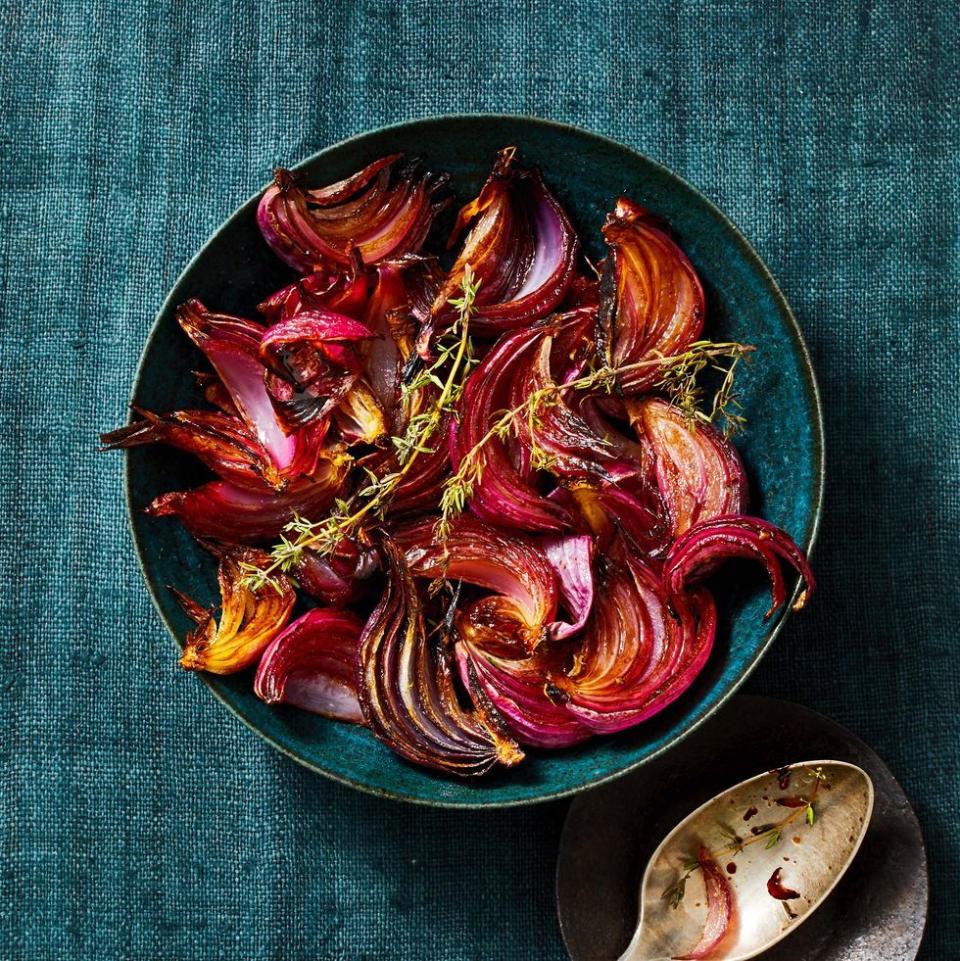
1,1,957,958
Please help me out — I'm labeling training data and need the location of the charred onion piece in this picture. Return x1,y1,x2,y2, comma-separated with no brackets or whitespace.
333,378,388,445
178,299,296,471
664,515,816,619
395,516,559,656
358,539,523,776
676,846,735,960
629,397,748,536
146,459,347,543
555,537,717,733
431,148,578,336
255,608,365,723
257,156,447,273
174,547,295,674
541,534,594,640
257,309,376,431
600,197,705,393
100,408,274,490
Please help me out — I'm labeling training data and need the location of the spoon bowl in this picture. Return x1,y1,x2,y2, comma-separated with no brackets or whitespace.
621,760,874,961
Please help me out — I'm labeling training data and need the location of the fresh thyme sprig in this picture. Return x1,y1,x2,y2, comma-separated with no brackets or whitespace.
656,339,750,437
661,767,824,909
438,340,754,538
240,266,481,592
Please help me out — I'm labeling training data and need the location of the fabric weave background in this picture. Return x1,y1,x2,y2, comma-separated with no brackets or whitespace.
1,1,957,958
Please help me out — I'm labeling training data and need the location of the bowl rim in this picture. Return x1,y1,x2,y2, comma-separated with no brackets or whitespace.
124,112,825,808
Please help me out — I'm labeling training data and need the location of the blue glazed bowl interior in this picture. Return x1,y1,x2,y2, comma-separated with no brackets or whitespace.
125,115,823,807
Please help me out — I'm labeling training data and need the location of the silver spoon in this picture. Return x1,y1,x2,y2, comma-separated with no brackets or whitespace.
618,760,874,961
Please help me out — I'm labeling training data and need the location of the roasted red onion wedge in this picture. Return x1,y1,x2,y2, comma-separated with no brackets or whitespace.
676,846,735,960
254,608,365,723
456,642,591,748
452,321,573,533
174,546,295,675
664,515,816,620
358,540,523,776
178,300,296,471
629,397,748,536
427,148,577,338
395,516,559,656
554,538,717,733
146,459,348,543
99,408,274,490
257,157,447,273
600,197,705,393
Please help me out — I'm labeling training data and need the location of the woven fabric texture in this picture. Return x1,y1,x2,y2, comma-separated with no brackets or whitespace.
1,1,957,958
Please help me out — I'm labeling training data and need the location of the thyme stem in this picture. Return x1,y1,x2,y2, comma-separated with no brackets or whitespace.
439,340,754,536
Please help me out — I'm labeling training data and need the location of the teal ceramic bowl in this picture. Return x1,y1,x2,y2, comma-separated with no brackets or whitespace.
126,115,823,807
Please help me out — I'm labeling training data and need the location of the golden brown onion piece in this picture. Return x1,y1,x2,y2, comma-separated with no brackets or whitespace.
174,547,295,675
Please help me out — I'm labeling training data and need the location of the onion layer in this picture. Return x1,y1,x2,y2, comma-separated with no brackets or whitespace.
254,608,365,723
257,267,369,323
294,539,379,606
541,534,594,640
676,846,735,960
